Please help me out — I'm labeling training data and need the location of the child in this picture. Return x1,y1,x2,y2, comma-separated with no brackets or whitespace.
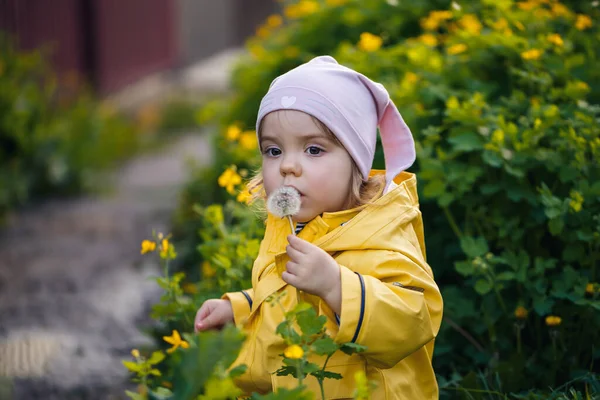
194,56,443,399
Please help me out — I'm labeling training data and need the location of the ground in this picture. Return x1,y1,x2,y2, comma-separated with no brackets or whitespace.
0,132,212,400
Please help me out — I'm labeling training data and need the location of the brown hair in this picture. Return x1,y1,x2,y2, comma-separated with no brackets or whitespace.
247,112,385,211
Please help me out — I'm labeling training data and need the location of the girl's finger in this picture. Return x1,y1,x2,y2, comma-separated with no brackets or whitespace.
287,234,312,253
285,261,300,275
285,244,303,261
282,271,299,287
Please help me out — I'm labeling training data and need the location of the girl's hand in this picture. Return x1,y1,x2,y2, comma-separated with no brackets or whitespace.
283,234,342,314
194,299,234,332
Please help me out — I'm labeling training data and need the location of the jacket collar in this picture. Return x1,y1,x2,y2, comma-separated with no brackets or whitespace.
248,171,419,318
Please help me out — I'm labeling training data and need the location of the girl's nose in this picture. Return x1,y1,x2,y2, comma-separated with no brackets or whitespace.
280,154,302,177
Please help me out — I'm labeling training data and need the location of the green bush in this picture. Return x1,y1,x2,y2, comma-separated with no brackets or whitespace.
0,36,144,220
166,0,600,397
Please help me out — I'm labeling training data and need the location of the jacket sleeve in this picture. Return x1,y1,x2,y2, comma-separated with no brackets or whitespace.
222,289,254,327
333,250,443,369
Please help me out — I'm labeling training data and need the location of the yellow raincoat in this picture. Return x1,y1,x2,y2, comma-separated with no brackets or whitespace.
223,171,443,399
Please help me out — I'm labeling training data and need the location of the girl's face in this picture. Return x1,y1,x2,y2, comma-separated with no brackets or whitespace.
260,110,354,222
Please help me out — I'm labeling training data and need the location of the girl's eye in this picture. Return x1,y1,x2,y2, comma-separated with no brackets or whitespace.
264,148,281,156
306,146,323,155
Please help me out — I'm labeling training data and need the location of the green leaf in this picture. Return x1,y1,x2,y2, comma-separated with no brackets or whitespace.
197,376,242,400
275,365,297,377
455,261,475,277
438,192,454,207
311,337,338,356
156,277,170,290
339,342,367,355
151,387,173,399
303,362,320,374
563,243,585,262
460,237,489,258
125,390,146,400
423,179,446,198
474,279,493,295
532,296,554,316
147,351,165,365
250,386,313,400
297,308,326,337
228,364,247,379
482,150,503,167
311,370,343,381
548,218,564,235
172,325,245,400
448,132,483,151
122,360,141,373
496,271,515,281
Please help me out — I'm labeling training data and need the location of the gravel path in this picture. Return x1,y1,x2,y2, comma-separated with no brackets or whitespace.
0,132,213,400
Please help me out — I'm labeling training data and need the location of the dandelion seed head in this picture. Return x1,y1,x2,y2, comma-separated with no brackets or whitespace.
267,186,301,218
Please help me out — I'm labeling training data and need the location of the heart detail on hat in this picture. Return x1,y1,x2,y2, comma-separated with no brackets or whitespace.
281,96,296,108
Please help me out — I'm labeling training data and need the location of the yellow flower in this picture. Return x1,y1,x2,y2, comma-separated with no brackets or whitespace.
237,189,252,204
202,261,217,278
569,190,583,212
514,21,526,31
159,238,174,259
514,306,528,319
284,0,319,19
163,330,190,354
141,240,157,254
239,131,258,150
534,118,542,129
547,33,564,47
248,43,266,59
575,14,592,30
226,125,242,141
447,43,468,55
530,97,541,108
358,32,383,52
551,3,570,17
576,81,590,91
458,14,482,34
404,72,419,84
421,10,453,31
284,46,300,59
545,315,562,327
182,282,198,294
586,283,597,294
266,14,283,29
492,129,505,144
446,96,460,109
256,25,270,39
218,166,242,195
491,18,509,31
284,344,304,359
131,349,140,358
521,49,543,60
518,1,538,11
419,33,438,47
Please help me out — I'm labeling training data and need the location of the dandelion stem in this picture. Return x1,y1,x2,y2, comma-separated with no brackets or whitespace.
287,216,296,236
